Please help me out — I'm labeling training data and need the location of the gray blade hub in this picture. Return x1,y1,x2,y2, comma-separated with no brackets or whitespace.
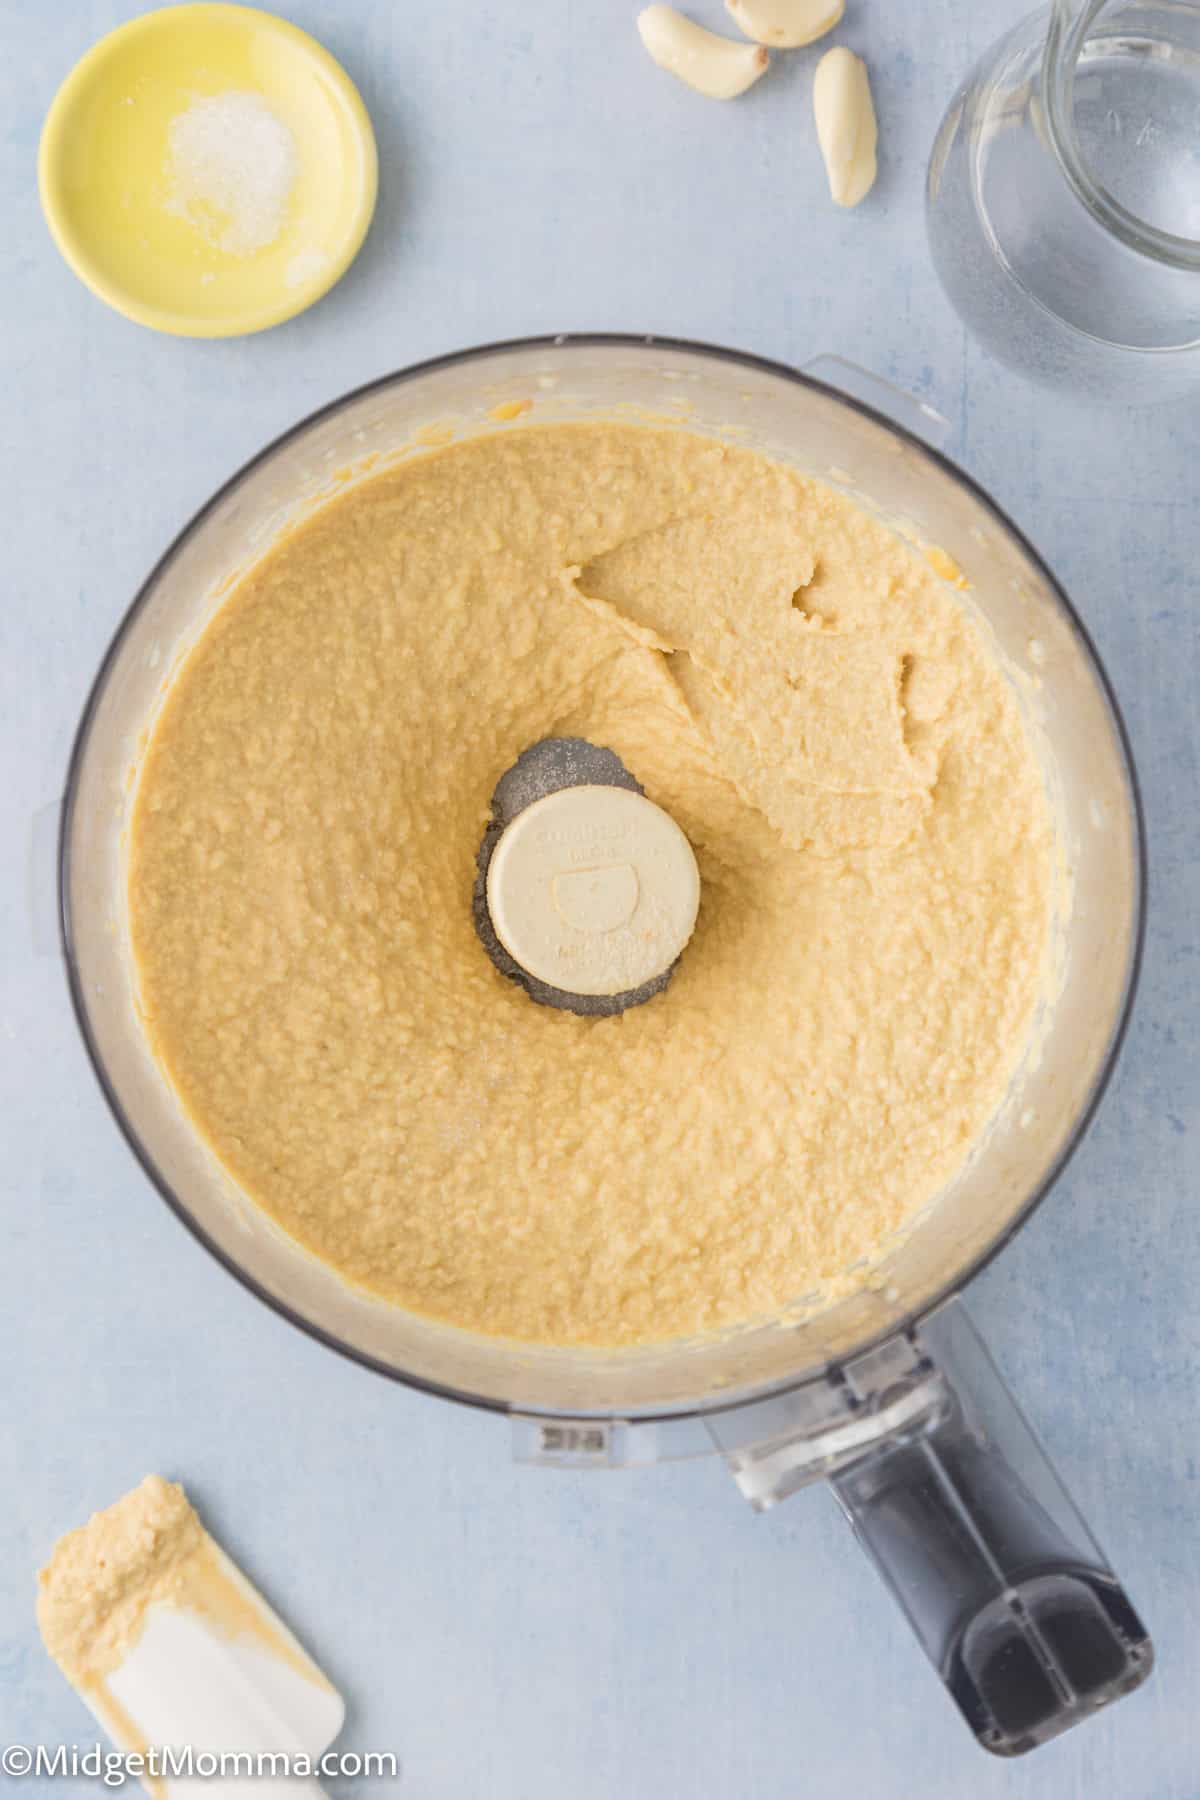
473,736,679,1016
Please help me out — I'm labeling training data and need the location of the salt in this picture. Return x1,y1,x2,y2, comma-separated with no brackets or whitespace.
165,92,297,256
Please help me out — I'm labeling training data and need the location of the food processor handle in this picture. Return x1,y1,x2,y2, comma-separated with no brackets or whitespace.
829,1299,1153,1754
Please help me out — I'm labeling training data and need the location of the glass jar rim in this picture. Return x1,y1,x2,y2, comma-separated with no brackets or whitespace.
1045,0,1200,272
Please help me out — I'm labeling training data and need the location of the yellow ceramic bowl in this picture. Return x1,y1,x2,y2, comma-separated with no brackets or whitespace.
39,3,378,337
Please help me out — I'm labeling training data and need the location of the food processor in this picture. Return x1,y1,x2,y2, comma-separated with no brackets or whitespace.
60,335,1151,1754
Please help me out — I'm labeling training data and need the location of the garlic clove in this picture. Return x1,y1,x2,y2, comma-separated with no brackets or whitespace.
637,5,770,100
813,46,878,207
725,0,844,49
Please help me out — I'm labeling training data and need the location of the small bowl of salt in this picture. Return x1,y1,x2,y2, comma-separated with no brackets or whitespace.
38,2,378,337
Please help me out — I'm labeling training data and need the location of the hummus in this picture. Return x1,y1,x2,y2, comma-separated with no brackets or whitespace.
38,1478,203,1688
128,423,1054,1346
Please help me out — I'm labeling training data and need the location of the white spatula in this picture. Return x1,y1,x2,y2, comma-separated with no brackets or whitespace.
38,1478,345,1798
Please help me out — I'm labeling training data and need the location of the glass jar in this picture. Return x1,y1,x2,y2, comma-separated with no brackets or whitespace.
927,1,1200,401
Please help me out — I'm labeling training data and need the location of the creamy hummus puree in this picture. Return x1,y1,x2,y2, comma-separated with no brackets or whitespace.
129,423,1053,1346
38,1478,203,1687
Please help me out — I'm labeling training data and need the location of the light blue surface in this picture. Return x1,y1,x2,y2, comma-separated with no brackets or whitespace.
2,3,1197,1796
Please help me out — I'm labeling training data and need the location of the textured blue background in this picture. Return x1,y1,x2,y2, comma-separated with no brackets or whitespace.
2,3,1197,1796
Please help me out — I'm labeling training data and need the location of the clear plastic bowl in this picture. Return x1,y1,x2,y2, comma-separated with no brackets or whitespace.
59,335,1144,1421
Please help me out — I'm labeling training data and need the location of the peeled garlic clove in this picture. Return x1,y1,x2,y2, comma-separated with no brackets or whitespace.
637,5,770,100
813,46,877,207
725,0,844,49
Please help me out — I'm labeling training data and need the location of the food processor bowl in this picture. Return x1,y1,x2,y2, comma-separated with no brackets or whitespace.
60,336,1150,1752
